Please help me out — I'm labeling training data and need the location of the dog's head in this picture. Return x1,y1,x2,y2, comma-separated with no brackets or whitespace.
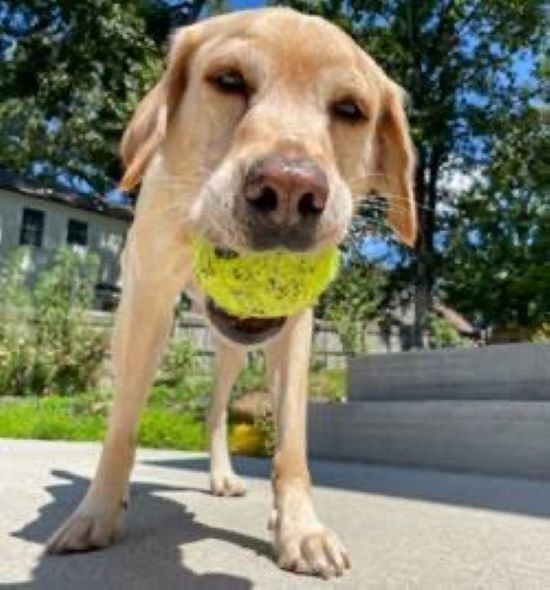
120,8,416,254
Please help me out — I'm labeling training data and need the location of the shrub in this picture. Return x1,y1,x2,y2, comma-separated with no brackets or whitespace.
157,338,197,387
309,368,346,402
0,248,107,395
428,315,470,349
319,260,387,356
252,411,276,456
233,354,266,397
529,323,550,343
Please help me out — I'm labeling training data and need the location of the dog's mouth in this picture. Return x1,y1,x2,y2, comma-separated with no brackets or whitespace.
213,246,240,259
206,298,287,345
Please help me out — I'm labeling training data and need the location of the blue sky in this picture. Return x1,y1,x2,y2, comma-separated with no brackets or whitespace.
232,0,266,9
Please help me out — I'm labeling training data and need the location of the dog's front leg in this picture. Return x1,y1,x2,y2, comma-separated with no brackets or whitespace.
47,220,190,554
270,309,350,578
209,337,247,496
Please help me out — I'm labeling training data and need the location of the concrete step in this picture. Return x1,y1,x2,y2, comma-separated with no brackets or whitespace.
308,401,550,480
348,343,550,401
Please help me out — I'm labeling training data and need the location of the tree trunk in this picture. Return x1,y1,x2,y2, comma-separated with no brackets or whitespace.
413,259,431,348
413,147,438,348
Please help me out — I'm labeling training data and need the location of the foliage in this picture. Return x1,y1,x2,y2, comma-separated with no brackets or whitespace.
309,368,346,402
0,248,107,395
319,258,387,356
428,315,469,349
233,354,267,397
157,338,197,387
0,0,218,194
0,1,161,193
149,378,212,423
278,0,545,344
441,106,549,330
252,411,276,456
530,324,550,343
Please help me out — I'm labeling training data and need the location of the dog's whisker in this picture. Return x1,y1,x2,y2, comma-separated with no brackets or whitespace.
347,172,392,185
356,195,434,214
360,204,417,219
357,201,408,217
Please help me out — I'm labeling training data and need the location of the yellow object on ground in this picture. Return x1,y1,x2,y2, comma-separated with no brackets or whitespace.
230,423,265,456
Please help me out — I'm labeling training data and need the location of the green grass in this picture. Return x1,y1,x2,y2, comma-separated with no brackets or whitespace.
0,388,208,451
0,367,346,448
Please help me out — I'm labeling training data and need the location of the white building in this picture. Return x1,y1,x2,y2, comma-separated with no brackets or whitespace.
0,171,132,308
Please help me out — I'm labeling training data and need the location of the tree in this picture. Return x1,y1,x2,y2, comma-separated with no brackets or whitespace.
441,105,549,331
319,258,388,355
278,0,544,345
0,0,213,195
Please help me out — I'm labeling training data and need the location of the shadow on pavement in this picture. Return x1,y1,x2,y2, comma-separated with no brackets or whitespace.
144,455,550,519
6,470,269,590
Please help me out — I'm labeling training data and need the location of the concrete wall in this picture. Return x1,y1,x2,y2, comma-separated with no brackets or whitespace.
0,188,128,287
349,343,550,401
309,343,550,479
309,400,550,480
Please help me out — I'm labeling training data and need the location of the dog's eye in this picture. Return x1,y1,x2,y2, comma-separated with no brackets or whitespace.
331,99,367,123
210,70,248,95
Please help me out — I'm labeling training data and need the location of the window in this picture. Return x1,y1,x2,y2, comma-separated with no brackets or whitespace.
67,219,88,247
19,208,45,247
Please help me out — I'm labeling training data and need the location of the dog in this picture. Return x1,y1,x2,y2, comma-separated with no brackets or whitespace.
46,7,416,579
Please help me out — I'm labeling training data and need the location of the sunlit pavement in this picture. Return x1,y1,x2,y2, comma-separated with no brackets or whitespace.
1,439,549,589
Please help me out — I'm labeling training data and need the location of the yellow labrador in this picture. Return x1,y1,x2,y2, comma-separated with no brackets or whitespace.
47,7,416,578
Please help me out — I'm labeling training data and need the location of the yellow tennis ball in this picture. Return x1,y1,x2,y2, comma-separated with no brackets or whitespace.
230,423,265,456
191,235,339,318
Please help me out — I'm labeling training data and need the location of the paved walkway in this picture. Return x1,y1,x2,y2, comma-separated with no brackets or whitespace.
1,439,549,589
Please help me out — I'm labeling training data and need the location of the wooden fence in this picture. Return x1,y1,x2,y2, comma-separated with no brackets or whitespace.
86,310,410,371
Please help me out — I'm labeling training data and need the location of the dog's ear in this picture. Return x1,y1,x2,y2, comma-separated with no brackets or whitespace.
119,26,203,191
371,84,417,247
119,11,256,191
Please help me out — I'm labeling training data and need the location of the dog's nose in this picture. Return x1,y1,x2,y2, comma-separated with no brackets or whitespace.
244,156,328,224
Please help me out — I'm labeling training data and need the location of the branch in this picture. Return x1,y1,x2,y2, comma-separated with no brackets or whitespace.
455,0,484,38
167,0,208,26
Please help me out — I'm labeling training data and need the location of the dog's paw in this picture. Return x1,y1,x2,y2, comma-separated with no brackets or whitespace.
46,495,126,554
210,471,247,497
272,490,350,578
276,524,350,578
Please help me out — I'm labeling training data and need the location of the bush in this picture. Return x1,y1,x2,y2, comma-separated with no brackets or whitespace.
233,354,266,397
309,368,346,402
428,315,470,349
0,248,107,395
319,260,387,356
530,323,550,343
157,338,197,387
